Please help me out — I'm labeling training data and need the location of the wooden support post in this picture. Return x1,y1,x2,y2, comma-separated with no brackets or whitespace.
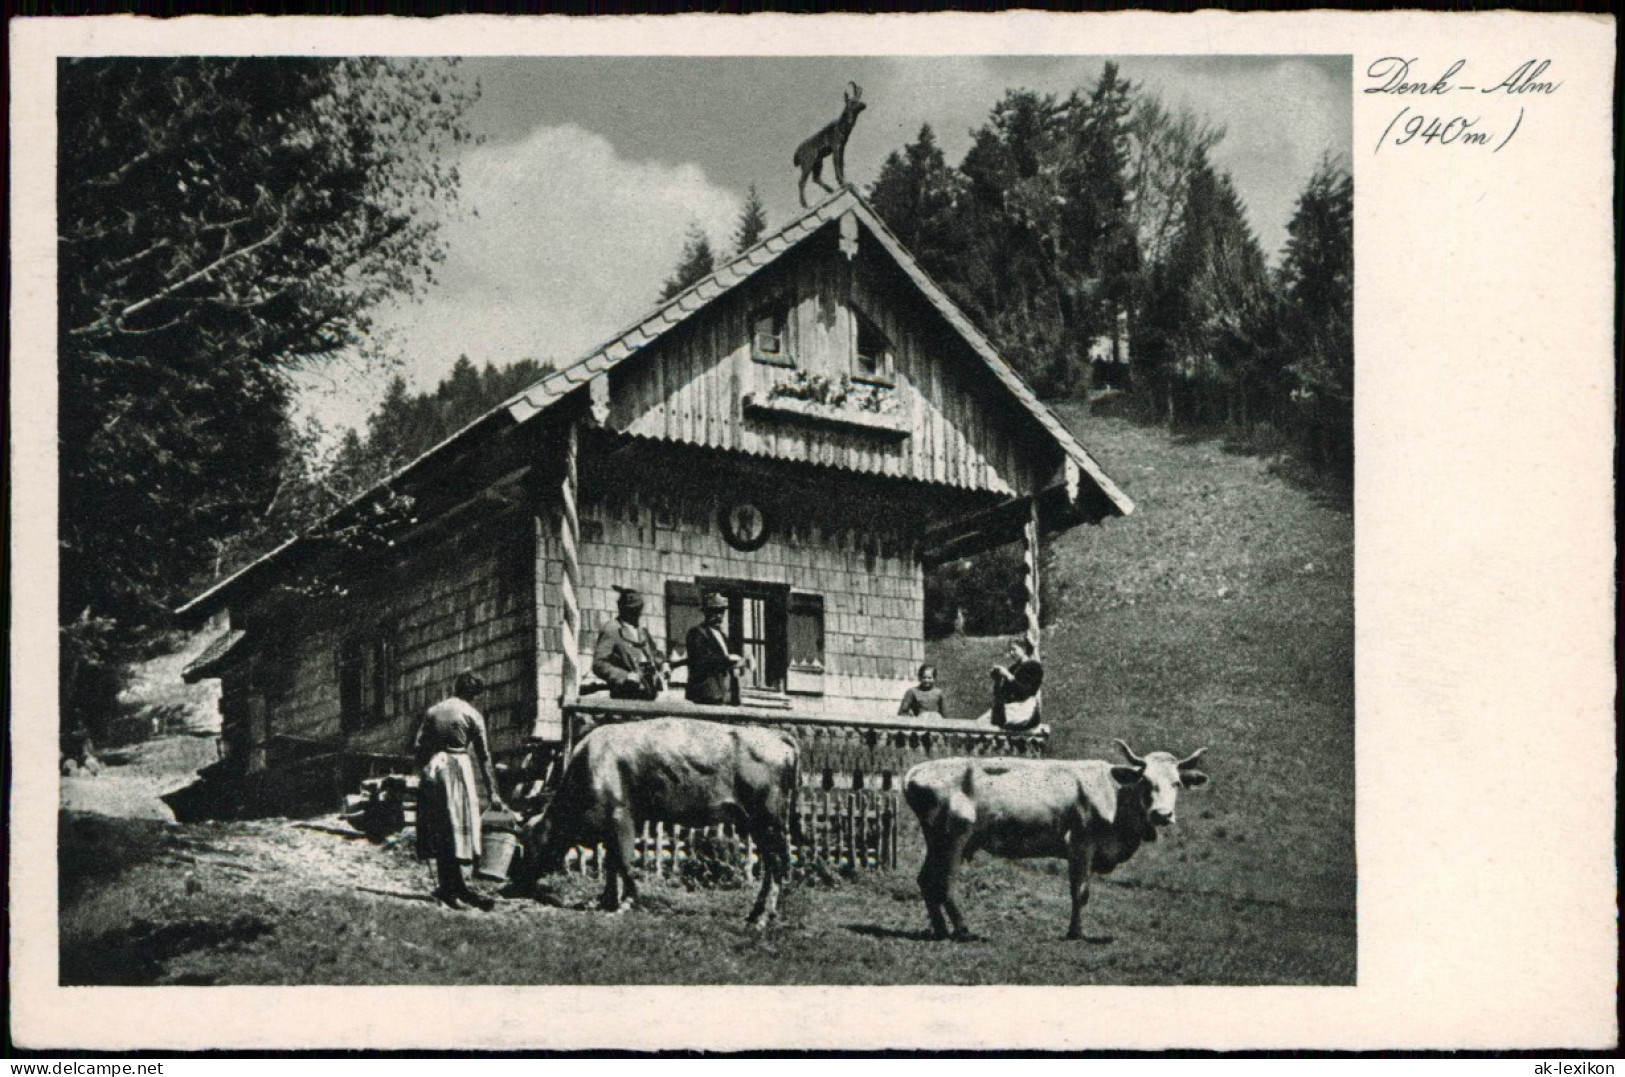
1023,497,1041,659
1023,497,1044,728
531,513,553,744
559,422,582,705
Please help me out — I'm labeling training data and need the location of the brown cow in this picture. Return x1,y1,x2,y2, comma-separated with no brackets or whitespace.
510,717,799,927
903,740,1208,940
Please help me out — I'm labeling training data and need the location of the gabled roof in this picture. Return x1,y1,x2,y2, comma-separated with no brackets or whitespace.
178,186,1130,618
495,187,1133,521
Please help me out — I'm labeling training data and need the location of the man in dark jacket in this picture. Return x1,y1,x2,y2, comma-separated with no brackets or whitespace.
592,588,666,700
684,592,743,705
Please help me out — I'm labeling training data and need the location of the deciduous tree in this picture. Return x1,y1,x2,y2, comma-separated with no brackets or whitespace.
58,57,477,735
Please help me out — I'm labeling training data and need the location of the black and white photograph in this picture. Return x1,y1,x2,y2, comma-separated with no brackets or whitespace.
50,50,1356,988
10,11,1616,1053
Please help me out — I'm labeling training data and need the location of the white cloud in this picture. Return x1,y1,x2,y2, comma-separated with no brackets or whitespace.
297,124,741,435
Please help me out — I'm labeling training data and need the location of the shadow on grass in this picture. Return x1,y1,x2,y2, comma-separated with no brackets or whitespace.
354,886,437,904
294,822,373,840
59,813,172,906
1137,415,1354,512
844,922,943,943
61,914,274,985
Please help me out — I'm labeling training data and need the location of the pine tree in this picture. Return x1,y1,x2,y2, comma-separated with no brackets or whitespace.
868,125,964,264
1060,63,1141,342
956,90,1073,392
732,184,768,253
1278,157,1353,482
659,222,717,302
951,78,1143,397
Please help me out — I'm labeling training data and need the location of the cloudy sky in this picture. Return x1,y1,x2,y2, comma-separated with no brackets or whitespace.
297,55,1351,435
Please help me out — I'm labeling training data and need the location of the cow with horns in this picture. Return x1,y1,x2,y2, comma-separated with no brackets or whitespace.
902,740,1209,940
506,717,800,928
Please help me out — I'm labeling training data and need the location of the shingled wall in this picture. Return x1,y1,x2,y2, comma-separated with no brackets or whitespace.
251,507,536,765
530,464,938,742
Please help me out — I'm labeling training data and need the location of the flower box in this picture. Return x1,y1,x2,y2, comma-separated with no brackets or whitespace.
743,392,911,438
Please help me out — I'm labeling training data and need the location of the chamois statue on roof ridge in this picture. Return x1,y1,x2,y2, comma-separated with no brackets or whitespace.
794,81,866,208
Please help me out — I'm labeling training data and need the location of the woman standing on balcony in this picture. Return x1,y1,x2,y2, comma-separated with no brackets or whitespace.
898,664,948,718
987,637,1044,732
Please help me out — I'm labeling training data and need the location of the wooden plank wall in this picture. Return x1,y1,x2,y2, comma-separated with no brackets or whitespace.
247,508,537,762
611,231,1046,497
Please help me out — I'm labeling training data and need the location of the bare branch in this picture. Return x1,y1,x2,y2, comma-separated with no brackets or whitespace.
68,215,289,337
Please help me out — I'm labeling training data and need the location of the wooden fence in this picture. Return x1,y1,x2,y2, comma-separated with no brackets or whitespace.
560,788,899,879
351,777,901,879
348,706,1048,877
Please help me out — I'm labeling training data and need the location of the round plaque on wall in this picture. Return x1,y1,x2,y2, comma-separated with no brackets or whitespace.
718,501,772,552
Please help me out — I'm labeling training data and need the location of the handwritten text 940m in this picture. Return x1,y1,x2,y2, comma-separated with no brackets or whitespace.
1376,106,1524,154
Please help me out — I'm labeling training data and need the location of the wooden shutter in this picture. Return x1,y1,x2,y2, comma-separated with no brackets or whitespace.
665,580,703,685
788,592,825,695
370,634,397,727
337,637,364,735
763,588,789,693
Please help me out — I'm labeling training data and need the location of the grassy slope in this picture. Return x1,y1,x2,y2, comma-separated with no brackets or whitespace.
60,411,1354,986
931,409,1354,914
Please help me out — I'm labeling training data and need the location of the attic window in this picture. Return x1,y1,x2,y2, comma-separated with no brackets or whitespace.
854,311,894,386
752,306,794,368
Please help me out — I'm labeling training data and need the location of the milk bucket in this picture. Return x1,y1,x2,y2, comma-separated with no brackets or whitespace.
475,810,521,881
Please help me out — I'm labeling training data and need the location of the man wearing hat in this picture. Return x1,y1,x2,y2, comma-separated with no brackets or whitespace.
685,592,744,705
592,587,667,701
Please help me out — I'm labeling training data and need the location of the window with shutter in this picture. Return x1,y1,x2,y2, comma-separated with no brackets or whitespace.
788,592,826,696
752,305,794,367
337,627,397,732
665,579,828,700
854,310,895,385
684,578,800,697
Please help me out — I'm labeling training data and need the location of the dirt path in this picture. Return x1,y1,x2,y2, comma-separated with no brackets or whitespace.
59,734,222,822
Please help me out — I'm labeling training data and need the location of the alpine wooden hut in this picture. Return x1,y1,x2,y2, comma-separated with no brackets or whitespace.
177,187,1134,855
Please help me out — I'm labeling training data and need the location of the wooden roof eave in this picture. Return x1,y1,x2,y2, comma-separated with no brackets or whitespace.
920,481,1113,568
181,629,247,683
173,406,524,623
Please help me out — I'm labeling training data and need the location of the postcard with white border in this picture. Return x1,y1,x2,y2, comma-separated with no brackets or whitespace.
8,10,1616,1052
